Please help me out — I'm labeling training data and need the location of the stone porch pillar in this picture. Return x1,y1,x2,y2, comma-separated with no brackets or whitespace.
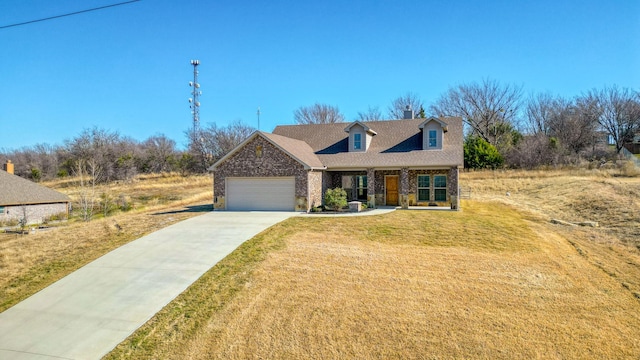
449,167,460,210
400,167,409,209
366,168,375,208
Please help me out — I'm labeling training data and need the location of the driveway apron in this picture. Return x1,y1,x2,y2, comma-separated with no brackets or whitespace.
0,211,295,360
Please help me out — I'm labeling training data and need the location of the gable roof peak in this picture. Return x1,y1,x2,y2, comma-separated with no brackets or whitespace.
208,130,325,171
419,117,449,132
343,121,377,135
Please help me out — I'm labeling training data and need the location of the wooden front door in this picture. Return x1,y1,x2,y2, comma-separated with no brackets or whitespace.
385,176,399,206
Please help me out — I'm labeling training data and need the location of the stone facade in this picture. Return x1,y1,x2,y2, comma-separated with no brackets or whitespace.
307,170,323,210
405,168,459,209
366,168,376,208
212,134,461,211
448,167,460,210
0,202,68,225
212,136,309,211
400,167,409,209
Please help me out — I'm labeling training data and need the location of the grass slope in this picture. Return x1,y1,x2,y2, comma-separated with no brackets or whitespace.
0,173,212,312
107,200,640,359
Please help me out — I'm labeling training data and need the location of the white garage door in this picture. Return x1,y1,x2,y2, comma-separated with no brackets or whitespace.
226,177,295,211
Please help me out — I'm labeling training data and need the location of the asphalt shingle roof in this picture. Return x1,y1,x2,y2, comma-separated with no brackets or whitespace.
271,118,464,169
259,131,325,169
0,170,71,206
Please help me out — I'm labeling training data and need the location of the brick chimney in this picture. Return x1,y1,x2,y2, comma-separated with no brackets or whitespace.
3,160,14,174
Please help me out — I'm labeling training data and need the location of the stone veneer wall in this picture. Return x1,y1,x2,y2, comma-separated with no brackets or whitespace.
449,167,460,210
213,136,308,210
0,202,68,225
311,168,460,210
307,170,323,210
407,168,459,209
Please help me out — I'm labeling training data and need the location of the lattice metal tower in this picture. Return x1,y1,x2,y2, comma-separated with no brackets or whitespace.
188,60,201,134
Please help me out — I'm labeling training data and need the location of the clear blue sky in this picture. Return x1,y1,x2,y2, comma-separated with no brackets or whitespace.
1,0,639,151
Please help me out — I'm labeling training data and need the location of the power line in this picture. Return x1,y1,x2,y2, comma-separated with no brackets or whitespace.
0,0,142,30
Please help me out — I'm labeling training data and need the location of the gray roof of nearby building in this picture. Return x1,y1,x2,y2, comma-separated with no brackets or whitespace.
0,170,71,206
272,117,464,169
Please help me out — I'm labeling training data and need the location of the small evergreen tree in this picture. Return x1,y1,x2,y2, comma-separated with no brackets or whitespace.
464,136,504,169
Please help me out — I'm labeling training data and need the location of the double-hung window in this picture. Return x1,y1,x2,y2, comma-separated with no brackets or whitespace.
428,130,437,148
417,175,430,202
434,175,447,201
354,133,362,150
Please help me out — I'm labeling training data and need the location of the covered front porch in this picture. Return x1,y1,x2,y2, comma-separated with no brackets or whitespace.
322,167,460,210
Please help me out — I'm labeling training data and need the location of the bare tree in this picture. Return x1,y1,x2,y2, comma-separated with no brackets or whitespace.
583,85,640,154
141,134,178,173
525,92,557,135
294,103,345,124
186,126,209,173
19,204,29,232
73,158,101,221
192,120,255,167
430,79,523,146
554,97,600,154
387,92,424,119
356,106,383,121
62,127,124,182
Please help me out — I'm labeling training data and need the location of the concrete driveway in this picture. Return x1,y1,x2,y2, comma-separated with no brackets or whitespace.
0,211,296,360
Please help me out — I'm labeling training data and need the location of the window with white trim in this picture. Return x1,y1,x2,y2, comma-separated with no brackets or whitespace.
354,133,362,150
434,175,447,202
428,130,437,148
417,175,430,202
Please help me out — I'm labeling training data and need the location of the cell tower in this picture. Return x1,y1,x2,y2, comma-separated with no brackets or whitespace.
188,60,201,134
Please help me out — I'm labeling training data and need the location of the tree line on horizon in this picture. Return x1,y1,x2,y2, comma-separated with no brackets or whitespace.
293,80,640,169
2,79,639,183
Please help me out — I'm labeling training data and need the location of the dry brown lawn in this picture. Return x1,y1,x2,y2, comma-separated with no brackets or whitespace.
0,173,212,311
463,168,640,300
3,169,640,359
108,168,640,359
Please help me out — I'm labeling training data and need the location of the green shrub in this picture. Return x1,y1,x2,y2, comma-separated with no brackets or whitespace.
464,136,504,169
30,168,42,182
324,188,347,211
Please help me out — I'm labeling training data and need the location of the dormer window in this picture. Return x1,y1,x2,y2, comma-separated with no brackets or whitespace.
344,121,377,152
354,133,362,150
428,130,437,148
419,117,448,151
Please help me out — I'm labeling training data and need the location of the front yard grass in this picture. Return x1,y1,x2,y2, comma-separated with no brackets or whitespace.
107,200,640,359
0,173,212,312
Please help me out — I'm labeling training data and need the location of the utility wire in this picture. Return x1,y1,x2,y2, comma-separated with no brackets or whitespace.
0,0,141,29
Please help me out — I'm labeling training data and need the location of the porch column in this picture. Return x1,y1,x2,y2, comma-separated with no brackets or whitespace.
400,167,409,209
366,168,375,208
449,167,460,210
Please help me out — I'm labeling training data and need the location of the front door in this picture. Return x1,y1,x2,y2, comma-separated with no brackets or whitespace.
385,176,399,206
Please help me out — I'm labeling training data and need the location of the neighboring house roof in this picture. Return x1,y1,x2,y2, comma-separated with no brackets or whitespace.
272,118,464,169
209,131,325,171
0,170,71,206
